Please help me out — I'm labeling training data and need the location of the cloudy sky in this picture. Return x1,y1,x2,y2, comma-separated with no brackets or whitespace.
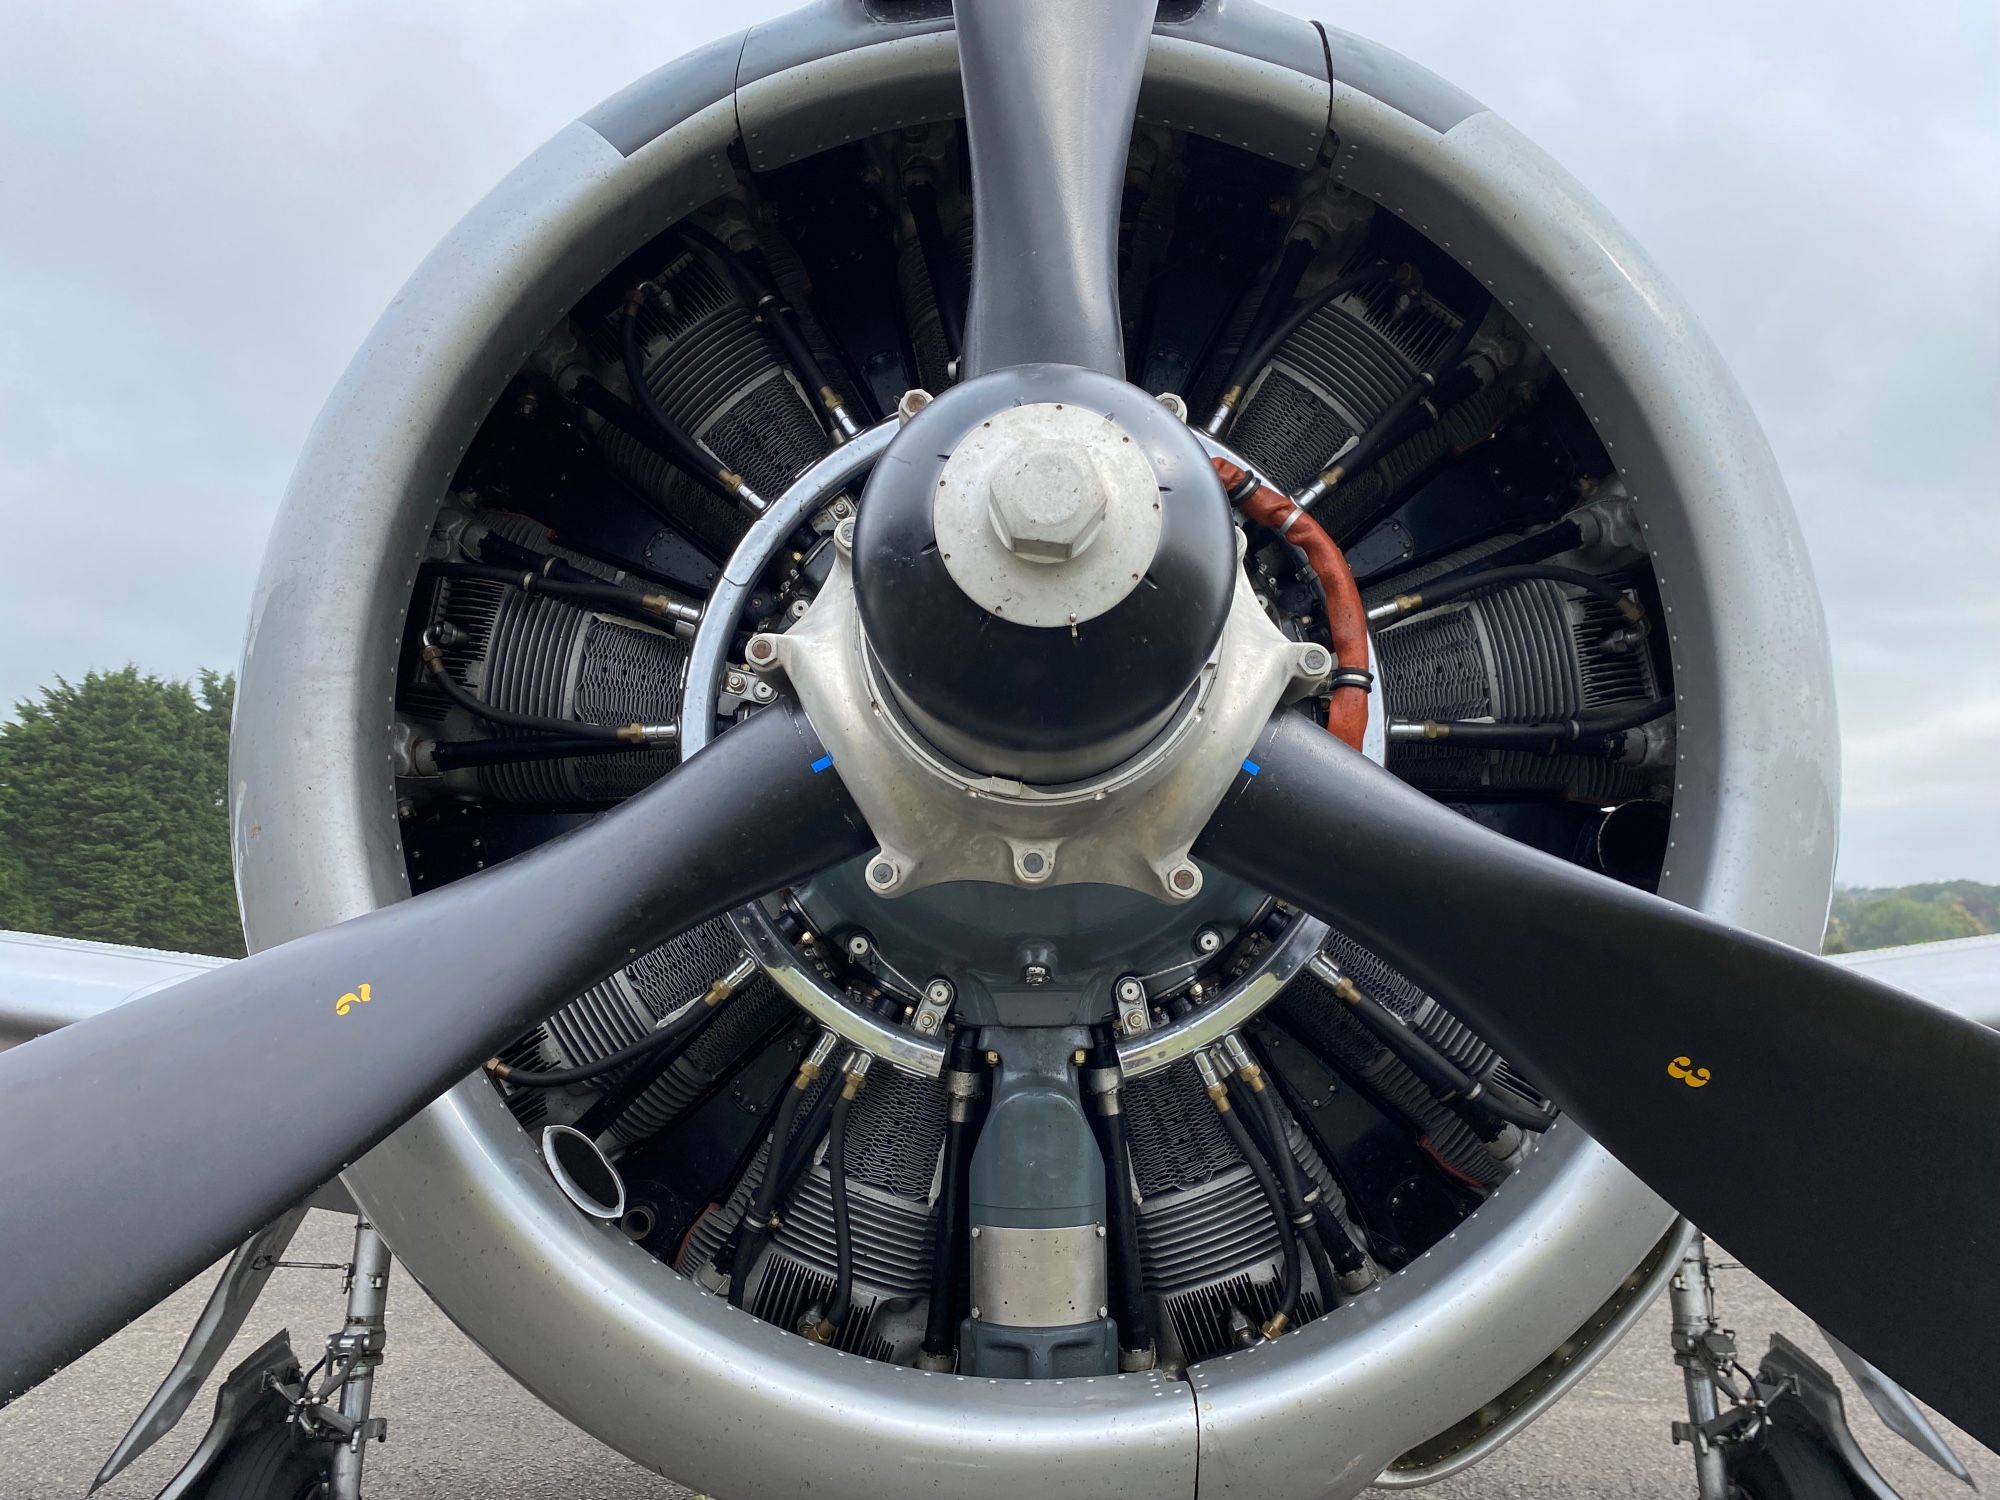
1,1,1994,886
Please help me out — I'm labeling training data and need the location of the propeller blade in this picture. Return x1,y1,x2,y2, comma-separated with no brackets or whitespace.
1195,708,2000,1447
0,701,869,1405
955,0,1154,378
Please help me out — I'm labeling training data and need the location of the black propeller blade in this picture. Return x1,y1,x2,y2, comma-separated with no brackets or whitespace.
1196,708,2000,1447
955,0,1154,378
0,702,869,1405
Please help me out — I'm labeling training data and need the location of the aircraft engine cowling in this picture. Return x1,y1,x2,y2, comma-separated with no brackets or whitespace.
230,6,1837,1498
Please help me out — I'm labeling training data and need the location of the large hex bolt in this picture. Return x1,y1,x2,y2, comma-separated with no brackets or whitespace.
986,442,1110,563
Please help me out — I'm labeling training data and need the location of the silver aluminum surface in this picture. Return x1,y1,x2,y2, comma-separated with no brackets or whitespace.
971,1225,1110,1328
934,402,1163,621
680,420,1333,1083
228,6,1839,1497
765,527,1319,902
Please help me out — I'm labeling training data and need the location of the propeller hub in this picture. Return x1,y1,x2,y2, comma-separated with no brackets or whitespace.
853,365,1234,784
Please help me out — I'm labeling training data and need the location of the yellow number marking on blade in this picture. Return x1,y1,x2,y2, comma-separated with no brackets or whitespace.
1666,1055,1711,1088
335,982,373,1017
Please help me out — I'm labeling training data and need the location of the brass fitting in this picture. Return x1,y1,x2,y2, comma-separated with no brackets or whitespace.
1193,1051,1231,1110
614,723,678,745
1261,1313,1291,1340
1617,595,1646,624
702,955,759,1008
839,1050,874,1100
803,1316,837,1345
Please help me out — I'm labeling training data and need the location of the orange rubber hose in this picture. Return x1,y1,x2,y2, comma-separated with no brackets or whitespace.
1212,458,1370,751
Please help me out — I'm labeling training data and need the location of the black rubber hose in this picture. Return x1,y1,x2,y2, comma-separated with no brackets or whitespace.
1323,971,1556,1134
620,303,738,497
1216,1102,1301,1326
1310,1197,1371,1279
470,532,592,582
906,181,964,362
1215,235,1317,412
424,561,680,632
723,1069,817,1305
1408,697,1672,755
676,225,847,435
422,653,632,743
824,1084,859,1335
1382,562,1637,622
1298,1207,1340,1310
489,996,719,1091
425,736,644,773
1318,297,1488,499
566,374,737,507
1230,263,1401,394
1233,1068,1375,1279
920,1036,982,1362
1425,520,1586,587
1241,1079,1332,1314
773,1074,841,1205
1098,1096,1153,1356
572,997,733,1138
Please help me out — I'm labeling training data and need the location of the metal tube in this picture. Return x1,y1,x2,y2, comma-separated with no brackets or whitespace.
1668,1233,1733,1500
327,1217,392,1500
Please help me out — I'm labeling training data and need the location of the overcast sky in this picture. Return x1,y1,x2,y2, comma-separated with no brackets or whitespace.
1,1,1994,886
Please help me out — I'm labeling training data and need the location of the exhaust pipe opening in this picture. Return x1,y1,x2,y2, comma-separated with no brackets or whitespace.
1592,799,1673,887
541,1125,626,1221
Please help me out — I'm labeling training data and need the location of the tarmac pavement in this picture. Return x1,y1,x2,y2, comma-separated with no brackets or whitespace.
2,1211,1991,1500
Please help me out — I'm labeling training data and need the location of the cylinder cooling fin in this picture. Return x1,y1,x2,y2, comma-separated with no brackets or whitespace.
228,8,1838,1499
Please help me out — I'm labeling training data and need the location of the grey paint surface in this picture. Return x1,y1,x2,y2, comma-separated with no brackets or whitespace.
954,0,1154,379
1,1210,1991,1500
220,7,1843,1498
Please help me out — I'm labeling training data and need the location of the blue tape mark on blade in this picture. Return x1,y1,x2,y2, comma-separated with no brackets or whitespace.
810,754,835,774
1241,759,1261,776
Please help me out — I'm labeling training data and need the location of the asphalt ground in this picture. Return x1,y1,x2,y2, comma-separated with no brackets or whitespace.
2,1211,1992,1500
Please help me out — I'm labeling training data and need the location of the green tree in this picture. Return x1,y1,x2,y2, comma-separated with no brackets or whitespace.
1823,882,1998,954
0,668,243,956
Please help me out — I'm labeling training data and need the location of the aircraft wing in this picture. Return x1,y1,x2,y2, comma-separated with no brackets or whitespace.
1826,932,2000,1029
0,929,229,1051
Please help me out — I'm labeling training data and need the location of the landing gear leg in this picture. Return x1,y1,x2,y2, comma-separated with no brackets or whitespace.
1668,1233,1735,1500
324,1216,392,1500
